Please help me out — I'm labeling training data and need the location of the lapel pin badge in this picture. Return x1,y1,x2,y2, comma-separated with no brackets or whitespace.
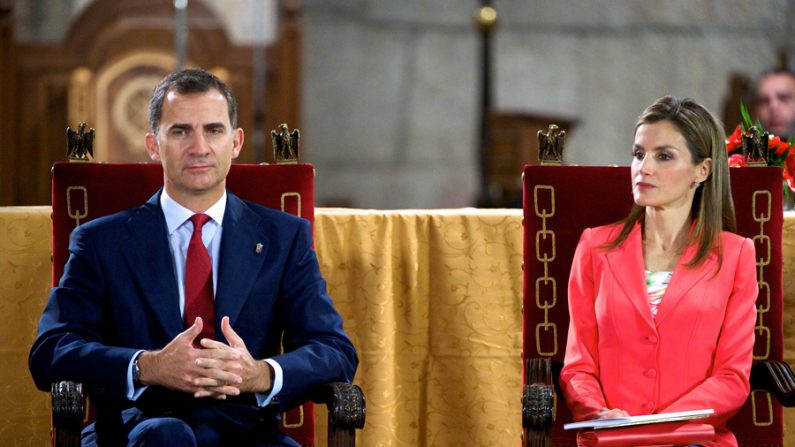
255,243,263,254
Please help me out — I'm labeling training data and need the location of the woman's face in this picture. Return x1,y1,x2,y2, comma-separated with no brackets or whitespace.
631,120,711,210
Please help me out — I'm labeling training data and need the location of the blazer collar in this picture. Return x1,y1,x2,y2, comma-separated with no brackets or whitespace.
604,223,717,328
214,192,269,339
119,191,272,341
654,237,716,326
605,224,654,329
121,191,184,338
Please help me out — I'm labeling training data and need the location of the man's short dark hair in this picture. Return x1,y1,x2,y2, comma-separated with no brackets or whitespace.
148,68,238,134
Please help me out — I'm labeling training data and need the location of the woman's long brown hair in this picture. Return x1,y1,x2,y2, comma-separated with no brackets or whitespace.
604,96,736,269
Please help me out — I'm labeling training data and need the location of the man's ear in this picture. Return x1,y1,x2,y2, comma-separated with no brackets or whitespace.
144,133,160,161
231,128,244,160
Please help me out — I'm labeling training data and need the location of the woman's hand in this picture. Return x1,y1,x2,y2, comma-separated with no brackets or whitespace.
595,408,630,419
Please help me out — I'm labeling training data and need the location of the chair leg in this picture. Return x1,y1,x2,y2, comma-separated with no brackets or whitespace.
522,358,554,447
52,381,85,447
522,431,551,447
327,424,355,447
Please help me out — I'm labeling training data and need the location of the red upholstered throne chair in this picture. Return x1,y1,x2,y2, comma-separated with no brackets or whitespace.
49,161,365,447
521,164,795,446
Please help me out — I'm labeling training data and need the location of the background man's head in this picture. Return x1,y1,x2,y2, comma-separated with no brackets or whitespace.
148,68,238,135
754,69,795,139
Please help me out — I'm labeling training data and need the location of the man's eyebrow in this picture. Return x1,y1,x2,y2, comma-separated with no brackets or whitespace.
203,122,226,130
167,123,192,131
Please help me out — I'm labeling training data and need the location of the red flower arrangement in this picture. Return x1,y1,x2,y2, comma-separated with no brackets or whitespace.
725,103,795,201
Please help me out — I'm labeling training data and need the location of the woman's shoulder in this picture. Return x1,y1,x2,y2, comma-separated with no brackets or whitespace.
719,230,755,255
715,231,757,277
580,222,627,243
714,231,755,270
719,230,752,247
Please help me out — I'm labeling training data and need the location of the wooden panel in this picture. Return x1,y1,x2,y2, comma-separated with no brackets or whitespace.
0,1,15,206
0,0,303,206
485,112,577,207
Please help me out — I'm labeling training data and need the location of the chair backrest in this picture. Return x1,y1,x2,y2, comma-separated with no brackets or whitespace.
51,161,317,446
522,165,784,446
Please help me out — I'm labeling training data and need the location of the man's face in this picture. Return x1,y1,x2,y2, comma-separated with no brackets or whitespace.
145,89,243,206
756,73,795,138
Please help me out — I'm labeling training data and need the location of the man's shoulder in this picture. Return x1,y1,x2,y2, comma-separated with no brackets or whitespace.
233,195,309,228
76,201,159,236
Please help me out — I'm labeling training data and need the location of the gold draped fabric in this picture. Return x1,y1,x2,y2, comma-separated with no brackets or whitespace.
0,207,53,446
5,206,795,446
313,209,523,446
782,215,795,369
784,213,795,444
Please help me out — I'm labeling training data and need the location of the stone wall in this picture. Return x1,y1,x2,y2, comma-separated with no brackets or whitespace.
13,0,795,208
303,0,794,208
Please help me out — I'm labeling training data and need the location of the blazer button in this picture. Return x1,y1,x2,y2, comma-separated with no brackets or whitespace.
644,369,657,378
644,335,658,344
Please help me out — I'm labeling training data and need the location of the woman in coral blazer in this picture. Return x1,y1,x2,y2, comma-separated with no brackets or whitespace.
560,96,758,447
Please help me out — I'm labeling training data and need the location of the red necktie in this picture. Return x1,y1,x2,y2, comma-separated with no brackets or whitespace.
184,214,215,343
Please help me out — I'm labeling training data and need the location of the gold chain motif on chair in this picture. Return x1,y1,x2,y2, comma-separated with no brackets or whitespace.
280,192,302,218
66,186,89,227
281,405,305,429
751,189,774,427
533,185,558,357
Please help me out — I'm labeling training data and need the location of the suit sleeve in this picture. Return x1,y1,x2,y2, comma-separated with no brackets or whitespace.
28,225,138,403
559,228,608,420
270,219,358,409
659,237,757,425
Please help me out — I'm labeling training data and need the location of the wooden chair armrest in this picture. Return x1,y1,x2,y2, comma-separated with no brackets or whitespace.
51,381,85,447
751,361,795,407
522,358,555,446
314,382,366,447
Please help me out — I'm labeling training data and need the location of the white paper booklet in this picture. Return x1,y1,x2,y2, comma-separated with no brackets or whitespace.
563,409,714,431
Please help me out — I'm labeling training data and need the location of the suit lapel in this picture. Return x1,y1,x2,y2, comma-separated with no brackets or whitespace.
215,193,269,335
654,242,716,326
605,224,656,331
121,192,185,338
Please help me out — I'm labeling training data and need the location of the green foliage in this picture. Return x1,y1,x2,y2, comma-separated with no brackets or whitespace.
739,101,766,132
740,101,753,131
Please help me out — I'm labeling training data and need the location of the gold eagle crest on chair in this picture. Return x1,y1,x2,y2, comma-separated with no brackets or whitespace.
742,127,770,166
271,123,300,164
66,123,95,162
538,124,565,166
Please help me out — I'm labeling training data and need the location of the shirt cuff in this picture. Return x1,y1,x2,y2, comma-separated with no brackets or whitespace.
126,350,148,401
255,358,283,407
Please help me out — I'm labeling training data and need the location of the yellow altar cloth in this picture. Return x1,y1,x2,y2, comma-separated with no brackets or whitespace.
0,207,52,445
4,206,795,446
313,208,523,446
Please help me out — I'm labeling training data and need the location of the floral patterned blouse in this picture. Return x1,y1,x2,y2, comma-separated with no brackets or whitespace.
645,270,673,318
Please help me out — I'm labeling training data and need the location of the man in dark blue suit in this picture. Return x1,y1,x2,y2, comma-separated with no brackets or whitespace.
29,69,358,446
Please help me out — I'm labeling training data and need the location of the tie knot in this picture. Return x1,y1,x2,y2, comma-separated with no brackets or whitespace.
190,214,211,235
